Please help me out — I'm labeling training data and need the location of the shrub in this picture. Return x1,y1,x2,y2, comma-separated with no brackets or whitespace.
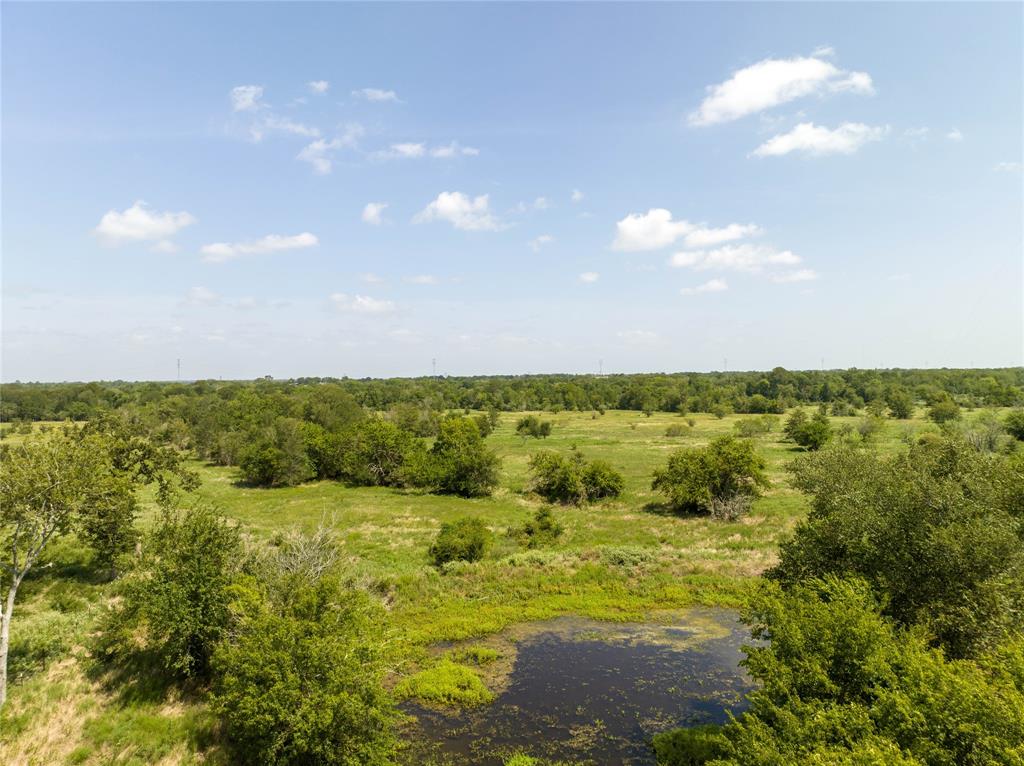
99,505,241,680
394,659,493,706
887,389,915,419
651,435,768,514
516,415,553,439
238,418,314,487
337,418,421,488
528,450,624,504
212,576,396,765
430,517,491,566
508,507,564,549
428,417,501,497
928,397,961,424
786,410,833,450
665,424,689,437
1005,409,1024,441
653,724,726,766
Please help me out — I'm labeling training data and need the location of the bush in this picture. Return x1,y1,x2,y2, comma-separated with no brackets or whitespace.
528,450,624,504
430,517,491,566
212,576,396,765
238,418,315,487
516,415,553,439
773,439,1024,658
665,424,689,437
653,724,726,766
508,507,564,549
887,389,915,419
651,435,768,514
336,418,421,488
99,505,241,680
1005,409,1024,441
394,659,493,706
785,409,832,450
928,397,961,424
428,417,501,497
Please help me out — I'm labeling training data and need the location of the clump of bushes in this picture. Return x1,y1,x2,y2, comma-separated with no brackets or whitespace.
395,659,494,706
927,395,961,424
1005,408,1024,440
665,424,689,437
783,408,833,450
516,415,553,439
651,435,768,515
527,449,624,504
733,415,777,438
508,507,564,549
430,517,492,567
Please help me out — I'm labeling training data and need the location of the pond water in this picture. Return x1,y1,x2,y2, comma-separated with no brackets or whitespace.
402,608,753,765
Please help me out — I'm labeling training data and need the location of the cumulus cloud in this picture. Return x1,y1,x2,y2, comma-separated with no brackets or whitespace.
231,85,264,112
413,192,502,231
579,271,600,283
94,201,196,245
690,53,874,126
259,115,320,139
330,293,395,313
361,202,388,225
200,232,318,263
752,122,886,157
994,161,1023,172
308,80,330,94
670,243,800,273
612,209,761,252
946,128,964,142
681,278,728,295
375,141,478,160
352,88,400,103
571,189,584,203
529,234,554,252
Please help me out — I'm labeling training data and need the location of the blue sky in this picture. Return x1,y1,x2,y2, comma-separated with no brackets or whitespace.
3,2,1021,381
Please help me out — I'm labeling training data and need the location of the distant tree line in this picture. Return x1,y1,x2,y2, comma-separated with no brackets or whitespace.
3,367,1021,423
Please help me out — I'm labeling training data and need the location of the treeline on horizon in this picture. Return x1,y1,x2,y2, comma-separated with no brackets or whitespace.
3,366,1022,423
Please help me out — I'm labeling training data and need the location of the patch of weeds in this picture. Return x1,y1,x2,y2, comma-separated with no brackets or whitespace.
395,659,494,706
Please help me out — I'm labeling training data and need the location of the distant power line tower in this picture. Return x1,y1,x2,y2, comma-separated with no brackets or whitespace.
177,358,181,381
432,358,436,378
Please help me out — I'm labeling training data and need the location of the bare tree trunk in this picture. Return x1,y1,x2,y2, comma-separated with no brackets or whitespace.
0,584,17,709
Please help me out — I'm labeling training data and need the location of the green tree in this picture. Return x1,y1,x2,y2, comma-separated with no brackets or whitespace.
652,435,768,514
928,397,961,424
528,450,624,504
886,389,915,419
99,504,241,680
212,576,397,765
1004,409,1024,441
430,516,492,566
429,417,501,497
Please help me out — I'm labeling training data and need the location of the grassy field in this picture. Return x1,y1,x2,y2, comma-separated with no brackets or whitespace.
0,408,943,764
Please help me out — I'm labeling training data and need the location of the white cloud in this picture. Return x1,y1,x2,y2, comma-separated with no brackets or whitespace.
752,122,886,157
994,161,1023,172
296,126,362,174
670,243,800,273
430,141,480,158
681,278,728,295
571,189,584,203
200,232,318,263
94,201,196,245
612,209,693,251
683,223,762,248
390,142,426,158
330,293,395,313
308,80,330,94
362,202,388,226
352,88,400,103
261,115,319,139
361,273,385,284
579,271,600,283
612,209,760,252
231,85,264,112
413,192,502,231
406,274,438,285
187,286,219,305
946,128,964,142
529,234,554,252
690,53,874,126
771,269,819,283
533,197,550,210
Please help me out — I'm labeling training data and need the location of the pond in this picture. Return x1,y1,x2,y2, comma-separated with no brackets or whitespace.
402,608,753,765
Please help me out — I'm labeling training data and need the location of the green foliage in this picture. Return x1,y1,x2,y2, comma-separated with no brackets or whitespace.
1005,409,1024,441
665,423,689,437
785,410,833,450
773,439,1024,657
238,417,315,487
517,415,553,439
394,658,494,706
336,417,422,488
691,577,1024,766
430,516,492,566
509,507,564,549
653,724,726,766
652,435,768,514
733,416,775,438
427,417,501,497
887,388,915,419
928,396,962,424
99,505,241,680
212,575,397,765
528,449,624,504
